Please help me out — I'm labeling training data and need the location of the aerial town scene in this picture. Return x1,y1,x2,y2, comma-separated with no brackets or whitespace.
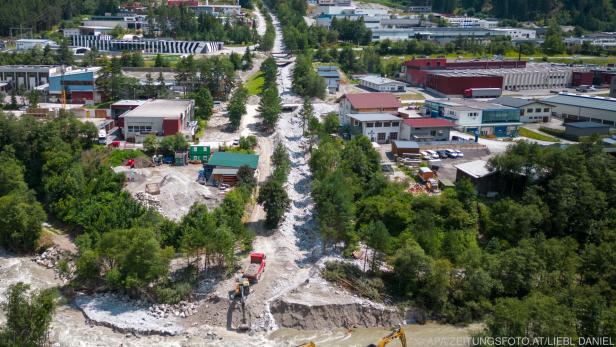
0,0,615,346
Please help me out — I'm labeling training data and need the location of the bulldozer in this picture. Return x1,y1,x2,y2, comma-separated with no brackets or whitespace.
369,326,407,347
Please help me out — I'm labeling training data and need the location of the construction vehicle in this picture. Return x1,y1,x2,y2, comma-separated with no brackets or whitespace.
243,252,266,283
369,327,407,347
296,343,316,347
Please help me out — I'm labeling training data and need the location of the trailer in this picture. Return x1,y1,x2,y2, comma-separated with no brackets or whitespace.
463,88,502,98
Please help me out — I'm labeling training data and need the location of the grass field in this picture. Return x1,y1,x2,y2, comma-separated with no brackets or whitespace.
245,71,265,96
399,92,425,100
519,127,560,142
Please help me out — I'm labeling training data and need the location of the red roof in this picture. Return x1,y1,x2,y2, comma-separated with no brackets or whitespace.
344,93,401,109
404,118,456,128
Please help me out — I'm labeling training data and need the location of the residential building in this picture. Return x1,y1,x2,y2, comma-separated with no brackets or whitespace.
542,93,616,126
16,39,58,51
339,92,402,124
425,99,521,137
564,121,611,139
205,151,259,186
490,96,555,123
391,140,420,156
317,66,340,93
400,117,456,141
358,75,407,92
119,99,196,141
48,67,103,104
0,65,61,91
346,113,402,143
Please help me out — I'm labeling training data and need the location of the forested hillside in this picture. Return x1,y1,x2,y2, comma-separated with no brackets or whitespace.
413,0,616,31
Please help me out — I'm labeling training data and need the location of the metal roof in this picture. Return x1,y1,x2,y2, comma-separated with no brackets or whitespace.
348,113,401,122
344,93,402,109
212,168,239,175
543,93,616,112
120,99,193,119
318,70,340,78
565,121,610,129
455,160,493,178
393,140,419,149
403,117,456,128
491,96,555,108
208,152,259,169
358,75,406,86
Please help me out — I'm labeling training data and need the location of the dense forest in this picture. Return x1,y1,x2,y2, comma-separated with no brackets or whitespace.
308,108,616,339
413,0,616,31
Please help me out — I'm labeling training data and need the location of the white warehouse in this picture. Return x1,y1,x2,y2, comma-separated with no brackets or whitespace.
358,75,407,92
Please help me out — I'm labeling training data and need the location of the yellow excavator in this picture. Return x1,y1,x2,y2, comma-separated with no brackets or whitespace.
370,327,407,347
298,326,407,347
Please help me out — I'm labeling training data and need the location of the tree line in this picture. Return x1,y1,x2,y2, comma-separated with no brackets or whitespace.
308,117,616,338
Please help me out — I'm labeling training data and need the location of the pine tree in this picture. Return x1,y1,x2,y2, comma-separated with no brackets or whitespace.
299,97,314,135
258,86,281,131
242,47,253,71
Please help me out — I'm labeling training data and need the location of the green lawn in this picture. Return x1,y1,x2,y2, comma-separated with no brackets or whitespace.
245,71,265,96
519,127,560,142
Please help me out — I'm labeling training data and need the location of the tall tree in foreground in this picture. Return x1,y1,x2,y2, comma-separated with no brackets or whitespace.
0,282,57,347
258,86,281,131
257,178,289,229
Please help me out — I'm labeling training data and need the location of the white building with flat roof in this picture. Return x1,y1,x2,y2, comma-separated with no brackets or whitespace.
120,99,195,142
358,75,407,92
16,39,58,51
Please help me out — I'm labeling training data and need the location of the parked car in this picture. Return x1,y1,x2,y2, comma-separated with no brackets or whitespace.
420,151,432,160
436,150,449,158
454,149,464,158
426,150,439,159
445,149,458,158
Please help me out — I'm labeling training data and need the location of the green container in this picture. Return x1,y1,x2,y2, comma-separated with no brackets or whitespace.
189,145,211,162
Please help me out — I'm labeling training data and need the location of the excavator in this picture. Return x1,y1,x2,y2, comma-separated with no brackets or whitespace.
297,326,407,347
230,276,251,331
370,326,407,347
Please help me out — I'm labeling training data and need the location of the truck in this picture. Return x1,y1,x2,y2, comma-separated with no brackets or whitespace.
243,252,266,283
98,129,107,145
463,88,502,98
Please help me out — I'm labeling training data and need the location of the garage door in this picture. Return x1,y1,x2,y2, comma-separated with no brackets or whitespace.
494,126,508,137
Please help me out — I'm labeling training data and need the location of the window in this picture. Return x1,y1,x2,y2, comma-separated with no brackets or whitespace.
353,120,360,126
377,133,386,141
543,108,549,112
527,108,533,113
128,126,134,132
392,121,399,127
535,108,541,113
383,122,391,127
375,121,383,127
366,122,374,127
430,130,437,136
389,132,398,140
520,109,525,115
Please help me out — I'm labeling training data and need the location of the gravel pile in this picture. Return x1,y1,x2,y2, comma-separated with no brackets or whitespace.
134,192,163,212
148,301,199,319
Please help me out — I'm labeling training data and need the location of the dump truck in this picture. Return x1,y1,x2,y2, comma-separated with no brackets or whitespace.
243,252,266,283
463,88,502,98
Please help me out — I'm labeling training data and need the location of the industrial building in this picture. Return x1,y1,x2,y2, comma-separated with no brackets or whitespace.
358,75,407,92
82,14,148,30
16,39,58,51
425,71,503,96
0,65,62,91
401,58,526,86
564,122,611,139
400,117,456,141
68,34,223,54
345,113,402,143
48,67,103,104
189,4,242,17
119,99,196,141
455,160,498,195
490,96,555,123
425,99,521,137
542,93,616,126
423,64,579,96
371,27,507,43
